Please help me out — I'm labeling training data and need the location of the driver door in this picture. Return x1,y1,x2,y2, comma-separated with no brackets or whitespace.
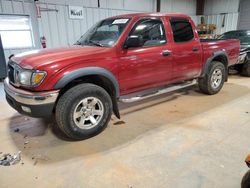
118,18,173,94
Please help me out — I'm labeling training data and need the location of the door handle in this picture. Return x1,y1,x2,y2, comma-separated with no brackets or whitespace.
192,47,199,52
162,50,171,56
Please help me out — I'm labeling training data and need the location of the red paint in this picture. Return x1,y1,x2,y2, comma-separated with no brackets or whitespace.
11,13,240,95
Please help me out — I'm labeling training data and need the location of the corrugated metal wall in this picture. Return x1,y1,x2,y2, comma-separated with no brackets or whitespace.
37,2,142,48
238,0,250,30
204,0,240,15
195,13,239,35
205,13,239,34
161,0,196,15
201,0,240,35
39,0,155,12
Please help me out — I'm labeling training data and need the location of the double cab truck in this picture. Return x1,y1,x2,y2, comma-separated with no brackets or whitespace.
4,13,240,140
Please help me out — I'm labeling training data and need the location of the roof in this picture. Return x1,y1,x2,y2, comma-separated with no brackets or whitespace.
109,12,191,19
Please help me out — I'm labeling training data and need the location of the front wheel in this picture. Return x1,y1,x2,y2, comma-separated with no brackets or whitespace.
55,83,112,140
198,61,226,95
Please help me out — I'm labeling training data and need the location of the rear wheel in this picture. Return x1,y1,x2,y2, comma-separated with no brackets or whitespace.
198,61,226,95
240,60,250,77
55,83,112,140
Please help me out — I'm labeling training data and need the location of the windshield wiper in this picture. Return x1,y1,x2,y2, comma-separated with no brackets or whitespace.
88,40,104,47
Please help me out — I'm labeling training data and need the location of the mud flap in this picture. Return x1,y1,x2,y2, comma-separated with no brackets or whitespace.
112,98,120,119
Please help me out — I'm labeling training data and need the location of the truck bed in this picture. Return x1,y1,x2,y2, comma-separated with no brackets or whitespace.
201,39,240,66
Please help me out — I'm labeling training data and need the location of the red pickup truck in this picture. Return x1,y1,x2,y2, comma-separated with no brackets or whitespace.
4,13,240,140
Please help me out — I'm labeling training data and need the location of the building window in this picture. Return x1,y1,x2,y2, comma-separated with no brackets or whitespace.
0,15,34,49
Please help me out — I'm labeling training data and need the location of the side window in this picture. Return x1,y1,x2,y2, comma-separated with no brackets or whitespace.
129,19,167,47
170,19,194,43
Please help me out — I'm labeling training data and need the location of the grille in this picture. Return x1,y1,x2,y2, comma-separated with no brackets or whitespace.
8,63,15,83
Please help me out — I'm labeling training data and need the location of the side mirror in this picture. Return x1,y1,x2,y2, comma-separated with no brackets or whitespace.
124,35,142,49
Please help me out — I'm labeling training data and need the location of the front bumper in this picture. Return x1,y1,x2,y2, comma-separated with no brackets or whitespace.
4,78,59,117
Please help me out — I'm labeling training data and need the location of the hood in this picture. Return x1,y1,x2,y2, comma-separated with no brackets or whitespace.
12,45,112,70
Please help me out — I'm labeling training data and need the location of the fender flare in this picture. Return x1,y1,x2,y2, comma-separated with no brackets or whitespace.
201,50,229,77
54,67,120,98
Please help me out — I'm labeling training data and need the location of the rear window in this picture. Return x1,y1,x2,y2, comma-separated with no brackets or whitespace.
170,19,194,43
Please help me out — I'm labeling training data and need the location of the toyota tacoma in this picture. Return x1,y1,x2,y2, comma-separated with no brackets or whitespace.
4,13,240,140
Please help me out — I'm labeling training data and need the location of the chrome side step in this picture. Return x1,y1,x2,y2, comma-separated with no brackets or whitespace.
119,79,197,103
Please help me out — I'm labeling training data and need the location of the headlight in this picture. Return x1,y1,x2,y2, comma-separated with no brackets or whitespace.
17,70,46,86
18,71,32,85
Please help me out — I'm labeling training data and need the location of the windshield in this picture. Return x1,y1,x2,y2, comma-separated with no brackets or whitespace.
75,18,130,47
218,32,250,45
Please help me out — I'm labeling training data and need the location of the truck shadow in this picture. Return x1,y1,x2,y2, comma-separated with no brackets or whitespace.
7,81,250,165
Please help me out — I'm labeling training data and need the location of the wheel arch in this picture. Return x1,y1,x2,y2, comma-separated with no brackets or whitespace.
201,50,229,81
54,67,120,119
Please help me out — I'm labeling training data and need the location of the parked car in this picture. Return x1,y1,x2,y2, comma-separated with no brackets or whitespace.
241,154,250,188
218,30,250,76
4,13,240,140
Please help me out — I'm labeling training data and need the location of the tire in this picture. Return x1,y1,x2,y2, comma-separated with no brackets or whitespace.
198,61,226,95
55,83,112,140
240,60,250,77
242,170,250,188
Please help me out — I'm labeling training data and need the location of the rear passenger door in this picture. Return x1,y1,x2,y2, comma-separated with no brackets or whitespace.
170,18,202,81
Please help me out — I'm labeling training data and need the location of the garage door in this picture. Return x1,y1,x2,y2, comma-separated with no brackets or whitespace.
238,0,250,30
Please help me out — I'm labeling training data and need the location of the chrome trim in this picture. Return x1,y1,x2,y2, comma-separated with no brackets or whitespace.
4,78,59,105
119,79,196,103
